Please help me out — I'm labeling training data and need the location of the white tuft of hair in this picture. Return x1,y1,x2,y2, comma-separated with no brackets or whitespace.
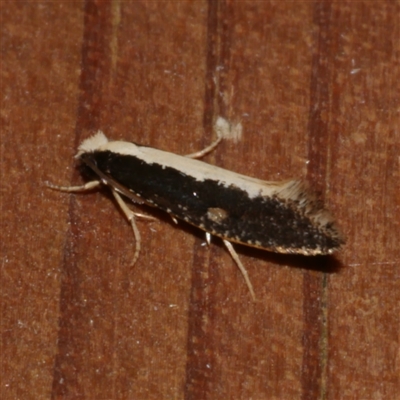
76,131,109,158
276,180,339,232
214,116,243,143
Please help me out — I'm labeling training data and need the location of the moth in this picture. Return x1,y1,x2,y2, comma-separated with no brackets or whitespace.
48,131,344,299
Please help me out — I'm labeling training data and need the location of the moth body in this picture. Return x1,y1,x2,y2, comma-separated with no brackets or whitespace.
49,131,345,300
78,131,344,256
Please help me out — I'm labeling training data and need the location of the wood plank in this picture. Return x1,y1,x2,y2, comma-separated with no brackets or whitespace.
2,1,399,399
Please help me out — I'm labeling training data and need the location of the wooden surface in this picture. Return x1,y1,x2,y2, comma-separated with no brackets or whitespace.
2,2,399,399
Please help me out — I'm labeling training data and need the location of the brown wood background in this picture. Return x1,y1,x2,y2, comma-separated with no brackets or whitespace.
2,1,399,399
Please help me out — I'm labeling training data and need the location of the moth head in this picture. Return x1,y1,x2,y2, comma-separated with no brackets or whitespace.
75,131,109,158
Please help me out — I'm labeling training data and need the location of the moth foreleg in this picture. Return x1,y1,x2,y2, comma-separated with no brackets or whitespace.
223,240,256,301
46,180,102,192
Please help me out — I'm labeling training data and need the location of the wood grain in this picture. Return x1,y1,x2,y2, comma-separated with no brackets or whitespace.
2,1,399,399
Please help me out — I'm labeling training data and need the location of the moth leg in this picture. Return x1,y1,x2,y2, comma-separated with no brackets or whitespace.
46,180,102,192
185,137,222,159
111,189,142,266
223,240,256,301
48,179,156,221
169,214,178,224
131,211,157,222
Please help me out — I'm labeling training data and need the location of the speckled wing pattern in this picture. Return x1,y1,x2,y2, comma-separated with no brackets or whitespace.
79,143,344,256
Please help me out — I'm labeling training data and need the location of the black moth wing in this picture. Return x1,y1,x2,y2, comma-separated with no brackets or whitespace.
80,150,344,255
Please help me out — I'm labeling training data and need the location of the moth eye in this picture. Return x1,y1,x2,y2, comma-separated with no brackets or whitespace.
207,207,229,223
